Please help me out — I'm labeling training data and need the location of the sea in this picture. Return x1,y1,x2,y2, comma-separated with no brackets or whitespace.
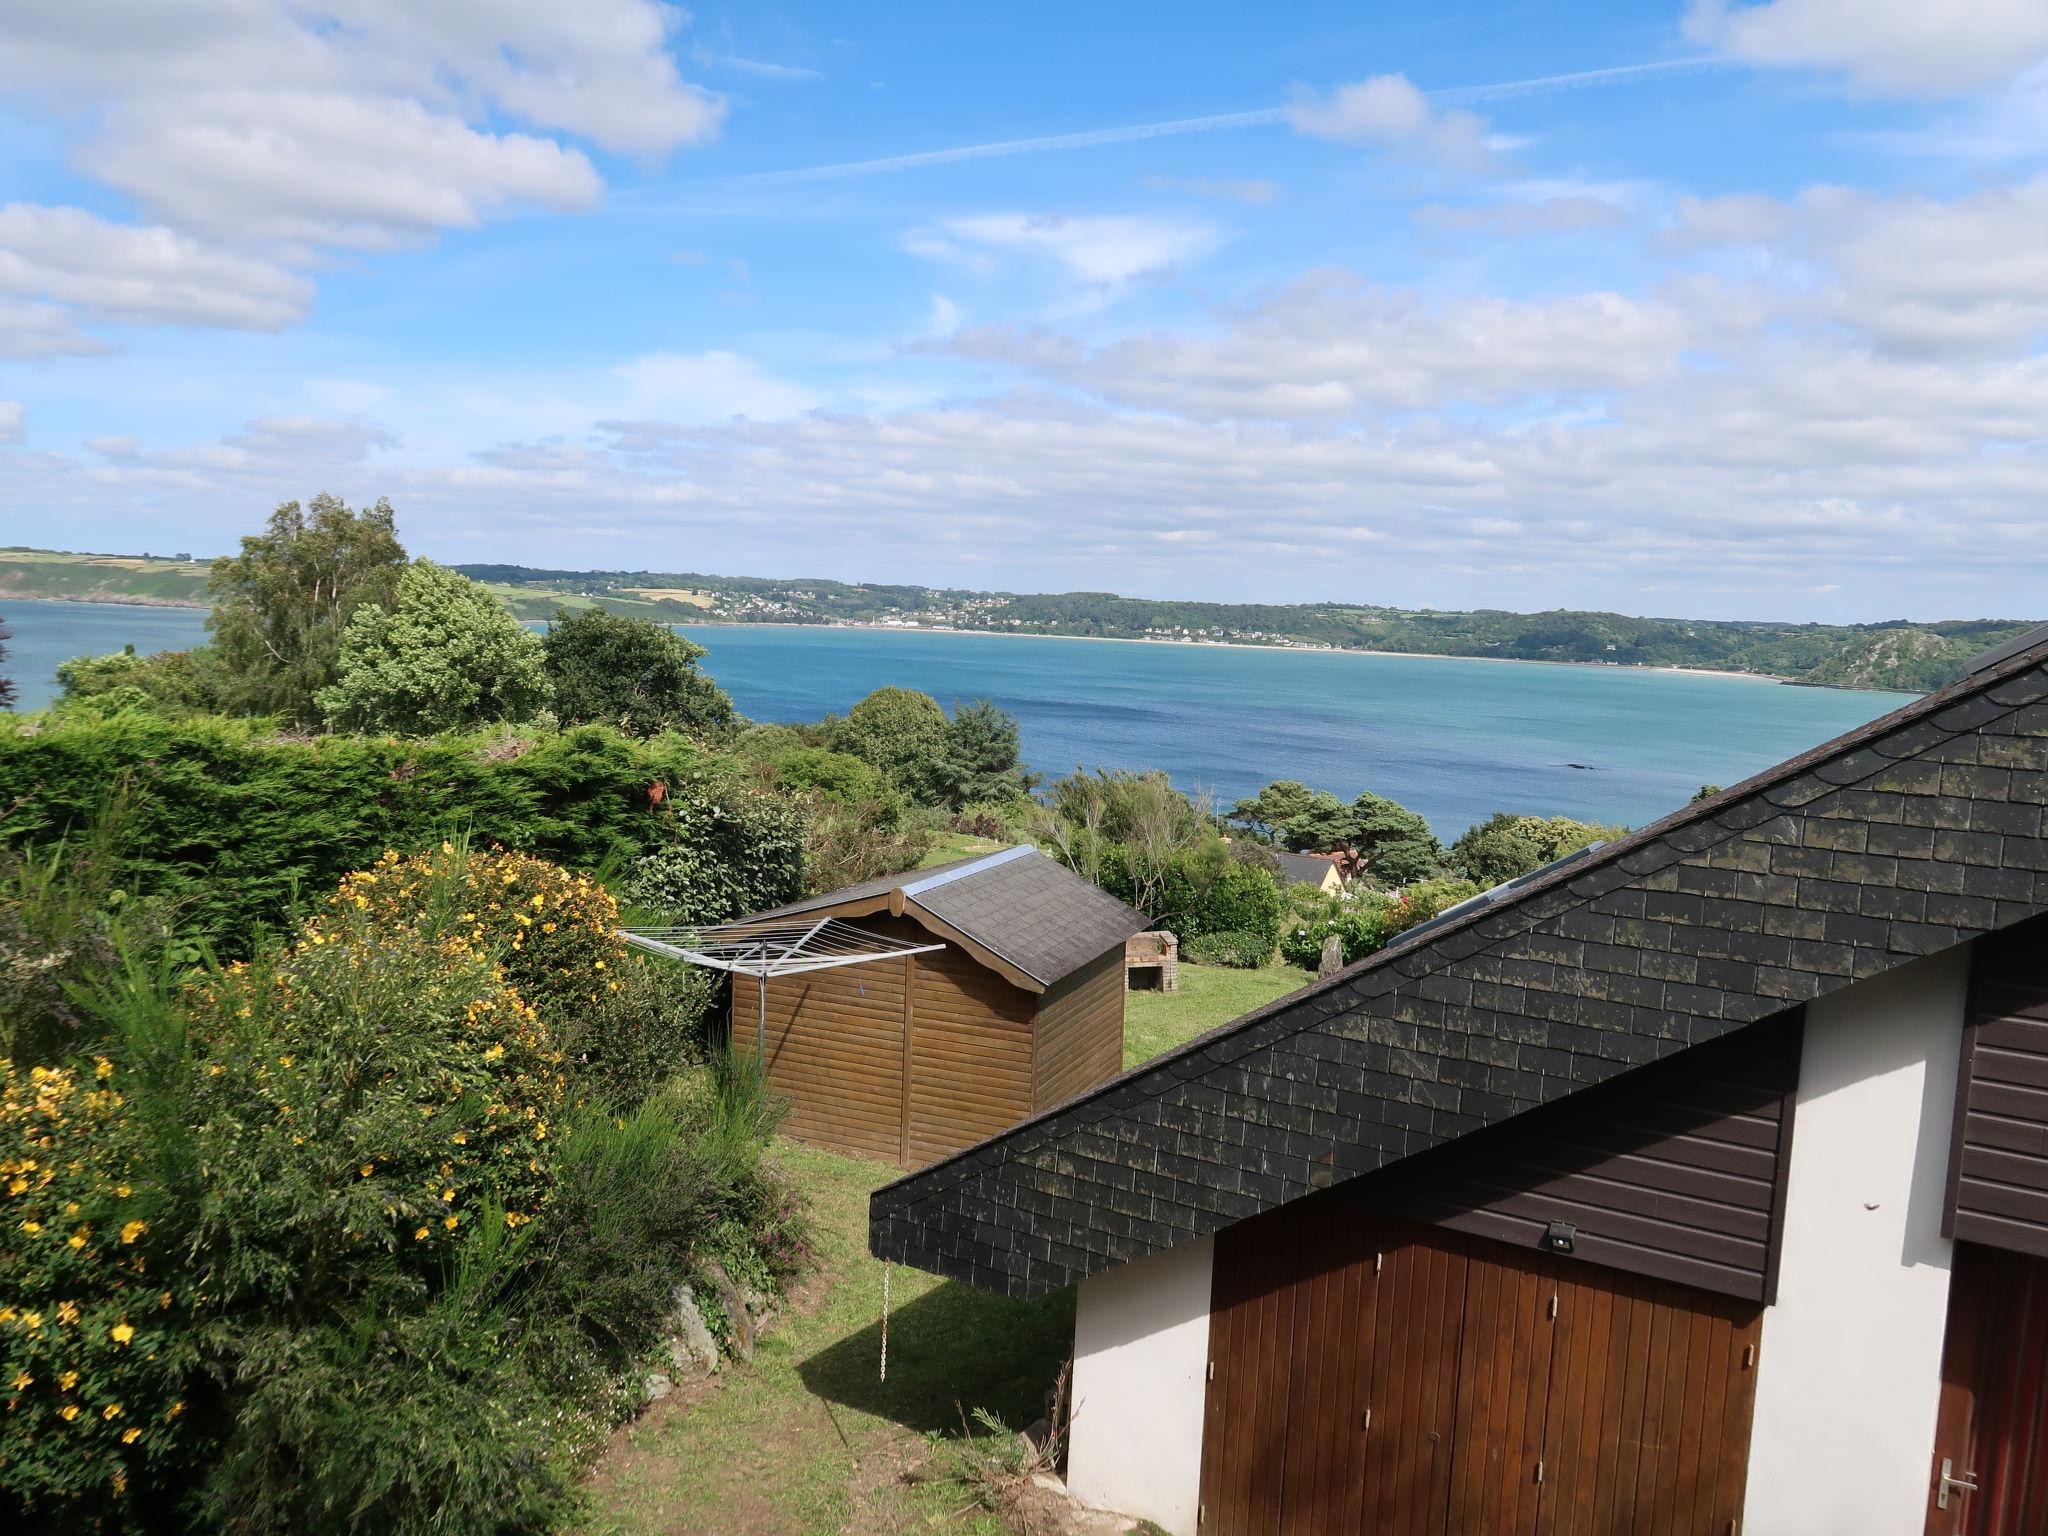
1,598,1917,836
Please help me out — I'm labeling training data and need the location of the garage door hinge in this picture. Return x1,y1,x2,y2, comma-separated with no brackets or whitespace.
1548,1293,1558,1320
1374,1251,1383,1275
1535,1460,1545,1485
1363,1407,1372,1431
1743,1344,1756,1369
1207,1360,1215,1382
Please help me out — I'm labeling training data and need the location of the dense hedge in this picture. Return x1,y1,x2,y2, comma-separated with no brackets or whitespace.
0,716,802,955
1096,847,1286,950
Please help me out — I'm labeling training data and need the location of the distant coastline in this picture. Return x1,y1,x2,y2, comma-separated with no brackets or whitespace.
675,618,1807,686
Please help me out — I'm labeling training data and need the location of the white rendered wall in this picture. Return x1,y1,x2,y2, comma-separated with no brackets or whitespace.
1742,945,1970,1536
1066,1235,1213,1536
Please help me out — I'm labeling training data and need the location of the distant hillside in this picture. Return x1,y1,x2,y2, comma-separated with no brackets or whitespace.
457,563,2036,695
3,546,2031,695
0,548,209,606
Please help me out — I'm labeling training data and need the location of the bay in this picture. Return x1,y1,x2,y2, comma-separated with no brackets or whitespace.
1,598,1915,835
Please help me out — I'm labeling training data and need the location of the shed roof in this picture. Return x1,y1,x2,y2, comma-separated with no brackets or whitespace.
872,632,2048,1299
750,845,1150,991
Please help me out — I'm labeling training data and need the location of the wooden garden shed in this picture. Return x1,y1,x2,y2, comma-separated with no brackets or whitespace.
732,847,1150,1168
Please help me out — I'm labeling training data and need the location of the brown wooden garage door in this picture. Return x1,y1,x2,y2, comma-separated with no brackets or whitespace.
1198,1202,1762,1536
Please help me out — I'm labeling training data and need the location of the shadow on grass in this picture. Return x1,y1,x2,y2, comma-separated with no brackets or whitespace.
797,1278,1075,1438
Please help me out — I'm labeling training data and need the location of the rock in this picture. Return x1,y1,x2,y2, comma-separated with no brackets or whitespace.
704,1259,754,1363
665,1284,720,1377
644,1371,674,1402
1318,932,1344,979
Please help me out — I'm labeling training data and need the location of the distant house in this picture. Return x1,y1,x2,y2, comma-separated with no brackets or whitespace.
733,847,1149,1168
872,626,2048,1536
1273,849,1345,896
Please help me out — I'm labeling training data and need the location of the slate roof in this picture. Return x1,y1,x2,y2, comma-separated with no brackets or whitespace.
752,845,1149,991
871,635,2048,1299
1275,850,1341,887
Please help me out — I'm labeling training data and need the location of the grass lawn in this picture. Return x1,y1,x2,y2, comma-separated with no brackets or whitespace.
579,957,1300,1534
916,830,1005,869
1123,959,1315,1069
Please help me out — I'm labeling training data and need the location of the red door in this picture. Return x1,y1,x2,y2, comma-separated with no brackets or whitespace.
1926,1243,2048,1534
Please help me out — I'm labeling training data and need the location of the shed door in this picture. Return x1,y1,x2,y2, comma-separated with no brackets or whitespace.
1199,1204,1761,1536
1925,1243,2048,1535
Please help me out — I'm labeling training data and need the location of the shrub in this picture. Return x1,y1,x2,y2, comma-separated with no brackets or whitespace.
625,780,806,924
796,794,933,894
1278,897,1400,970
1182,928,1274,968
0,714,783,956
830,687,949,798
1449,812,1623,886
316,561,553,734
556,950,722,1106
1099,848,1285,949
541,607,736,741
1383,877,1488,937
0,1058,199,1525
318,843,623,1026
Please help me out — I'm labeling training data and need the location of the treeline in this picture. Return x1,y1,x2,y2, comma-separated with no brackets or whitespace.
463,561,2034,693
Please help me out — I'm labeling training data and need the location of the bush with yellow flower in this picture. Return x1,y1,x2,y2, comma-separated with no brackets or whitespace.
0,1058,195,1518
316,843,623,1026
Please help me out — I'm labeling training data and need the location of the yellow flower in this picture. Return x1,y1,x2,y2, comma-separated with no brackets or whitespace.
94,1058,113,1081
121,1220,147,1245
451,1132,467,1146
6,1176,25,1195
58,1404,80,1422
20,1311,42,1329
8,1371,28,1390
102,1402,123,1420
58,1370,78,1390
166,1401,185,1419
482,1044,505,1062
443,1214,459,1230
414,1226,430,1241
115,1184,132,1199
110,1323,135,1346
56,1301,79,1326
160,1292,173,1309
359,1164,374,1178
21,1220,41,1236
67,1226,88,1249
440,1188,454,1202
122,1427,142,1444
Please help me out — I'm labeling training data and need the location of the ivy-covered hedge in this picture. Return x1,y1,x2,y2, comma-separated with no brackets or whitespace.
0,716,804,955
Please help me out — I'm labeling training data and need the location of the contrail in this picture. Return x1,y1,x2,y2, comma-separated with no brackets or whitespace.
736,57,1731,185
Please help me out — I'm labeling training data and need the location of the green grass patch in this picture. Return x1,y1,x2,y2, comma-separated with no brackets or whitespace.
578,1141,1072,1536
1124,960,1315,1070
916,830,1005,869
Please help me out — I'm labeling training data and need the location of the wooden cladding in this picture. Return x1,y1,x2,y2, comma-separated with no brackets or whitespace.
733,914,1127,1168
1031,949,1126,1112
1199,1205,1762,1536
1949,916,2048,1260
1366,1013,1802,1302
1926,1242,2048,1536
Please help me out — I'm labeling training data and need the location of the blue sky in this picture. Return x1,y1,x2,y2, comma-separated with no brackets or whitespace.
2,0,2046,620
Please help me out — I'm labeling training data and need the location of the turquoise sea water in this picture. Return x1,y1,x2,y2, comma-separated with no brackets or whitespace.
2,599,1915,835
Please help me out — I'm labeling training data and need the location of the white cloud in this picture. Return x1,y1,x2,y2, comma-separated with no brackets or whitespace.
0,204,312,330
0,297,113,359
951,272,1695,418
0,400,21,443
921,213,1220,288
611,351,819,422
1684,0,2048,95
1286,74,1495,170
81,92,603,250
0,0,719,344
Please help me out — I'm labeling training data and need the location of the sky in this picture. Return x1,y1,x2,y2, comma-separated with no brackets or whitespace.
1,1,2047,622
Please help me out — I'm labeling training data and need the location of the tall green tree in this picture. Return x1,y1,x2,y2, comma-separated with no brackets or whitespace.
207,494,408,723
831,686,950,799
316,561,552,734
935,699,1029,808
1450,812,1624,886
1227,780,1319,843
541,608,736,739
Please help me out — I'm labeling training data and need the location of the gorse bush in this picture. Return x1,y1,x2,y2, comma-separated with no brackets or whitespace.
0,838,815,1534
319,842,624,1024
0,1058,197,1523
